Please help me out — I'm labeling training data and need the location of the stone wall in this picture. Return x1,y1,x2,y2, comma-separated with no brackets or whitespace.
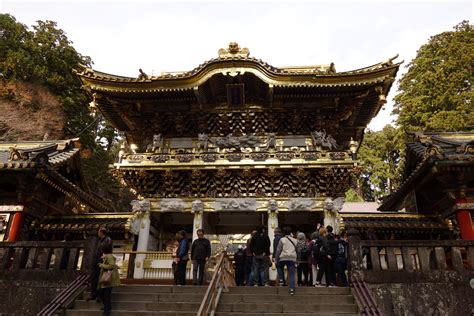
367,272,474,315
347,230,474,315
0,270,83,315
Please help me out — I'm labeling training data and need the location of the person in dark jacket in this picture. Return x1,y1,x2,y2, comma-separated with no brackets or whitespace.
244,231,256,285
334,231,348,287
233,245,246,286
174,230,189,285
191,229,211,285
326,225,337,286
315,227,331,287
250,225,271,286
89,227,112,301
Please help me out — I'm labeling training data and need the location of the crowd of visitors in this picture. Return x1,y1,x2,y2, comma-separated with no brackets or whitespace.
169,224,348,296
233,224,349,295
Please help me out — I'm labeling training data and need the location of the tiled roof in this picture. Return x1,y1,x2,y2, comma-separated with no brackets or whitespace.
77,56,401,84
0,139,80,169
0,139,113,212
33,213,134,233
378,132,474,212
340,213,450,231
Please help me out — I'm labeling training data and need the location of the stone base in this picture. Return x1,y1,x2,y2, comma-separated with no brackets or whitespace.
0,270,83,314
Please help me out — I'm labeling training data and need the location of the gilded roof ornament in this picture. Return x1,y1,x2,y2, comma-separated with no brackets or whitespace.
218,42,250,58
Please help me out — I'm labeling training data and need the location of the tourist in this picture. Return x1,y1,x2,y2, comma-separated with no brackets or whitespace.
296,232,310,286
244,231,255,286
250,225,271,286
326,225,338,287
97,243,120,316
310,225,321,285
315,227,330,287
191,229,211,285
334,231,348,287
272,227,284,285
89,227,112,301
275,226,297,295
169,239,179,284
233,245,246,286
174,230,190,286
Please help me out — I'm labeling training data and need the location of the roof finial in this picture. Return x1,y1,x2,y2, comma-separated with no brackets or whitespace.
218,42,250,58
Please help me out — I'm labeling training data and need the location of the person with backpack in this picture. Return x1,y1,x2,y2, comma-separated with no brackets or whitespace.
275,226,298,295
334,231,348,287
296,232,310,286
272,228,284,285
315,227,331,287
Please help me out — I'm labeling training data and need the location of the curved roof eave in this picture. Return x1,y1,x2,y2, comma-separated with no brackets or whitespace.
78,58,401,94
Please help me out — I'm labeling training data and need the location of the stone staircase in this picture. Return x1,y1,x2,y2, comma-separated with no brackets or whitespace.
66,285,207,316
215,286,359,316
65,285,359,316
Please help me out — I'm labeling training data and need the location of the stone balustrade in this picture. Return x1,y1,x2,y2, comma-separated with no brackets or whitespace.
0,241,89,273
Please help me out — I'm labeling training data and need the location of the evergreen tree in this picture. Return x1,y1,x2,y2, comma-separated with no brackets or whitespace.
357,125,402,201
393,21,473,133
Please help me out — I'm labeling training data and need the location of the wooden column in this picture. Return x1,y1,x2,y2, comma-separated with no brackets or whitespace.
7,212,24,241
456,198,473,240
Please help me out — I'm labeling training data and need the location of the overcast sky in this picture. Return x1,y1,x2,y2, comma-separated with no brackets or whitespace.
2,0,472,130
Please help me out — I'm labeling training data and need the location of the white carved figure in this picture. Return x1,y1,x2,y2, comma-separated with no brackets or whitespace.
192,200,204,213
131,199,151,214
324,197,345,212
197,133,209,151
130,199,151,235
209,133,262,149
152,134,163,153
220,199,252,210
265,133,276,150
311,130,339,150
288,198,314,211
160,199,187,212
268,199,278,212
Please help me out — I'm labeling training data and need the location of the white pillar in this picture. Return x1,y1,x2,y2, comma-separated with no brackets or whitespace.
133,212,150,279
192,210,203,241
267,199,279,281
130,199,151,279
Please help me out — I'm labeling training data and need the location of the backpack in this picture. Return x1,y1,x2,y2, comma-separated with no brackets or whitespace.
299,243,310,261
337,240,347,257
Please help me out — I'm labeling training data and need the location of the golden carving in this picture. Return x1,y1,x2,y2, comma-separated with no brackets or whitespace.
218,42,250,58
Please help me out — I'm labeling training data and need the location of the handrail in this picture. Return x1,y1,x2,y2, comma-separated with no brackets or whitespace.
37,274,89,316
197,252,235,316
350,275,383,316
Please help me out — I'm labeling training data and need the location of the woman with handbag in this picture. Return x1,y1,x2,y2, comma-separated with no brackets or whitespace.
98,243,120,316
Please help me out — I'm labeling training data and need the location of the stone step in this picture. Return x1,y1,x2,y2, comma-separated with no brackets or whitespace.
111,292,204,302
67,311,196,316
113,285,207,294
216,302,358,313
227,286,351,295
73,300,201,312
215,313,359,316
220,293,354,304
